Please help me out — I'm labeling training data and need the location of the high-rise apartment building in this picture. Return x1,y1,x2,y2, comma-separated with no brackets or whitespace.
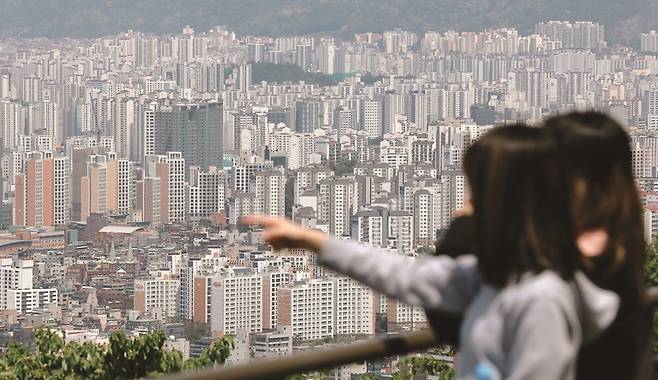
39,101,61,146
79,152,132,220
154,101,223,170
210,268,263,336
232,161,273,193
295,45,312,70
360,99,382,139
113,93,135,159
0,99,26,152
295,166,334,204
135,177,162,225
387,210,414,255
0,258,57,315
277,279,335,341
188,166,226,221
232,193,257,224
333,107,357,137
386,297,428,332
106,157,133,213
80,155,108,221
354,210,384,247
238,64,252,93
333,277,375,336
254,169,285,218
133,277,180,320
146,152,186,223
318,178,356,237
535,21,606,50
412,189,435,246
262,270,292,330
295,100,322,133
642,31,658,53
14,152,70,227
318,41,336,75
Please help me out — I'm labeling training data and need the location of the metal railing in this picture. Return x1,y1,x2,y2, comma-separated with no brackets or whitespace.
169,330,439,380
168,287,658,380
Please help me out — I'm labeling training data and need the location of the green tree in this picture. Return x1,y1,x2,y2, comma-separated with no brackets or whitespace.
285,176,295,218
252,63,339,86
415,246,434,256
645,238,658,355
330,158,357,177
286,369,332,380
0,329,233,380
182,320,210,342
392,355,455,380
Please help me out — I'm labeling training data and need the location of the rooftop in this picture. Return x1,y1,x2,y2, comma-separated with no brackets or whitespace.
98,225,145,234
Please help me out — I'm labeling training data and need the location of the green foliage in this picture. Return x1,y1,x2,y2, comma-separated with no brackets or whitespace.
0,0,650,45
416,246,434,256
645,239,658,287
359,74,384,85
0,329,233,380
285,369,332,380
330,158,357,177
252,63,340,86
182,320,211,344
645,239,658,356
357,374,379,380
392,355,455,380
250,63,383,86
285,176,295,218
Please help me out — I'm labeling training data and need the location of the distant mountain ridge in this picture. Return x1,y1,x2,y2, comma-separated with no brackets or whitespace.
0,0,655,44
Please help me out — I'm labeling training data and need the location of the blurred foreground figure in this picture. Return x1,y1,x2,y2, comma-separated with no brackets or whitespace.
244,125,619,380
545,112,653,380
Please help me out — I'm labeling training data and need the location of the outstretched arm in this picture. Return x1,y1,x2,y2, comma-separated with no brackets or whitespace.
243,215,480,312
321,238,479,312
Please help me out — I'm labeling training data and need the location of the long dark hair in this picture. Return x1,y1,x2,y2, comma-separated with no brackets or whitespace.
544,111,646,299
465,124,579,288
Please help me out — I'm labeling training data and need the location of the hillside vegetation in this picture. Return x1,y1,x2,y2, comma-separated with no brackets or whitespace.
0,0,655,44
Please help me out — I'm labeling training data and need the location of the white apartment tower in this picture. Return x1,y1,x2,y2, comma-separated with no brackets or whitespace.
146,152,186,223
188,166,226,221
210,268,263,336
354,210,384,247
262,270,292,330
333,277,375,336
388,210,414,255
255,169,286,217
277,279,335,341
0,259,58,315
318,178,356,237
134,277,180,320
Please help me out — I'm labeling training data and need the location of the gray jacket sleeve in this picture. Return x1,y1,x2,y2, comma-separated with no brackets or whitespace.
319,238,481,313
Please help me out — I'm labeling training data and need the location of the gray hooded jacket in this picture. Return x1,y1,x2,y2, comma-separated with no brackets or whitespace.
319,238,620,380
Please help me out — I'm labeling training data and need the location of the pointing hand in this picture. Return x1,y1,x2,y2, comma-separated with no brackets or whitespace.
241,215,328,253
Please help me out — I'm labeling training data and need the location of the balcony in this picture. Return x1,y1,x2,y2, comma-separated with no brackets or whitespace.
165,287,658,380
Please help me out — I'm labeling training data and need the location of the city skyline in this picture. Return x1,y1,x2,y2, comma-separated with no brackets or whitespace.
0,19,658,379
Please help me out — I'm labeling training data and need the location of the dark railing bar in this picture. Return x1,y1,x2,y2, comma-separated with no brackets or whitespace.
168,330,439,380
168,287,658,380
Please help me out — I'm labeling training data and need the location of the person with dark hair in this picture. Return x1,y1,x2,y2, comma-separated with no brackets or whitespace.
243,125,619,379
427,216,473,346
428,140,478,347
544,111,653,380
